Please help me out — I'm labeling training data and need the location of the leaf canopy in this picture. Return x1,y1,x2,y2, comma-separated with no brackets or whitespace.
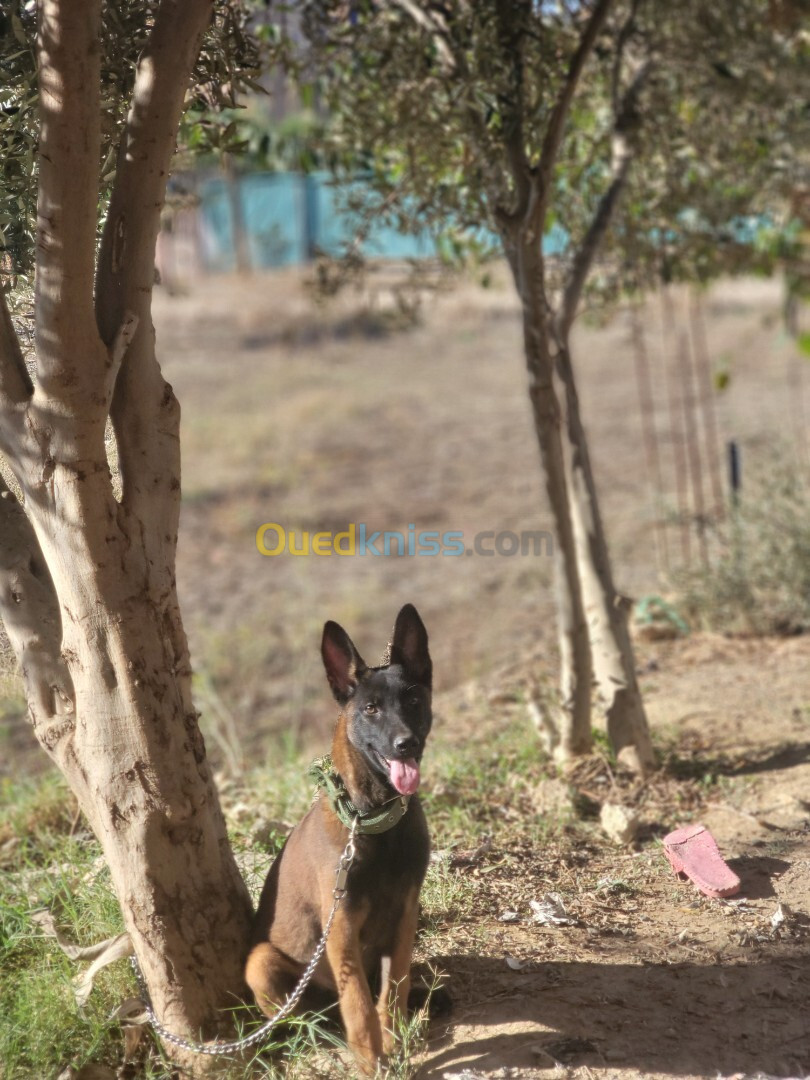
295,0,809,296
0,0,263,282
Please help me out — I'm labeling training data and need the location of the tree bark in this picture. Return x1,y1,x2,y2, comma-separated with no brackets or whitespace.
504,231,593,761
0,2,254,1069
552,333,656,774
551,53,656,774
0,473,75,750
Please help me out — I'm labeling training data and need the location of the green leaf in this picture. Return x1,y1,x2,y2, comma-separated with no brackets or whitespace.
797,332,810,359
10,14,28,47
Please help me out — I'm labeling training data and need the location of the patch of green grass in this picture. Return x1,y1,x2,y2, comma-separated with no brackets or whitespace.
224,735,316,840
590,726,617,765
0,774,131,1079
422,713,551,845
384,971,442,1080
192,1008,349,1080
592,876,638,898
0,753,440,1079
191,606,346,773
0,770,79,851
419,857,477,950
0,674,26,720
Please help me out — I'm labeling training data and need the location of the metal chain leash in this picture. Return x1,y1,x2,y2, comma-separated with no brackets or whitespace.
129,818,358,1057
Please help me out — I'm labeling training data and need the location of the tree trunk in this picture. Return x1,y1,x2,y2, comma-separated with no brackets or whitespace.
0,2,254,1070
552,332,656,774
3,456,253,1055
491,0,617,765
546,50,655,773
505,235,593,761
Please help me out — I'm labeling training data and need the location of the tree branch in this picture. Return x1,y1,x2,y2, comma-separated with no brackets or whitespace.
390,0,456,71
494,0,533,221
610,0,641,112
96,0,214,343
557,59,652,339
0,289,33,434
35,0,107,401
0,475,75,753
108,311,139,386
536,0,615,224
95,0,213,590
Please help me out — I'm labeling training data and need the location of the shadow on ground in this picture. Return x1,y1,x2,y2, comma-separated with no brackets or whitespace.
663,741,810,784
418,953,810,1078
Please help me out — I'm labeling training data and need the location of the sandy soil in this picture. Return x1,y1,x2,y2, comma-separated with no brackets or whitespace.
413,631,810,1079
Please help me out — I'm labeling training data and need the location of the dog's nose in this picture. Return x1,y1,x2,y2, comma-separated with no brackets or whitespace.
394,734,419,757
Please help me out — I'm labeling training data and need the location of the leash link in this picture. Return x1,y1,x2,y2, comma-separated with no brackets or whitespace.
334,816,358,898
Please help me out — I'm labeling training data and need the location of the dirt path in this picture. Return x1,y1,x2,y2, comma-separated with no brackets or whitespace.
414,632,810,1079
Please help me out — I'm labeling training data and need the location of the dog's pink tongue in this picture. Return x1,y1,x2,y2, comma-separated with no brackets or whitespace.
389,758,420,795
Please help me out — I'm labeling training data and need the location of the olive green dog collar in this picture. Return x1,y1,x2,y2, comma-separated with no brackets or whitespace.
308,755,411,835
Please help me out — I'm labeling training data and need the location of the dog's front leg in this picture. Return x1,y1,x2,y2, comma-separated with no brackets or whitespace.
326,902,383,1074
377,888,420,1055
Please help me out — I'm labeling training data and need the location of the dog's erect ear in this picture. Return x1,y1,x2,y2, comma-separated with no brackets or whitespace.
321,621,368,704
389,604,432,689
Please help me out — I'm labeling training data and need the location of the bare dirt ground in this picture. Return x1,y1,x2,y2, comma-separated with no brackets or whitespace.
413,631,810,1079
5,266,810,1078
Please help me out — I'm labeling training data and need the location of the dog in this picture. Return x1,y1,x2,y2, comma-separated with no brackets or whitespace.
245,603,433,1073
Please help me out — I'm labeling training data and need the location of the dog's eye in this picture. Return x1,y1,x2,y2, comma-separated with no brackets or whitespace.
364,702,378,715
409,697,420,709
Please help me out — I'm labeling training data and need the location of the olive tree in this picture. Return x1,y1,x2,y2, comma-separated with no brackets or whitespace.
297,0,656,770
0,0,261,1066
295,0,808,772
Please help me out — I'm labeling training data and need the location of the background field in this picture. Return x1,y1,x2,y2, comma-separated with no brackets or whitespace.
2,266,809,1079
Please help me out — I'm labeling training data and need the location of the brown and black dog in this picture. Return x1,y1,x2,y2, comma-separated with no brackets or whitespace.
245,604,433,1073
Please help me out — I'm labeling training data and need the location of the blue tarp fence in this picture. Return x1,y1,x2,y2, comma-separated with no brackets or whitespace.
196,171,569,271
198,172,435,271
